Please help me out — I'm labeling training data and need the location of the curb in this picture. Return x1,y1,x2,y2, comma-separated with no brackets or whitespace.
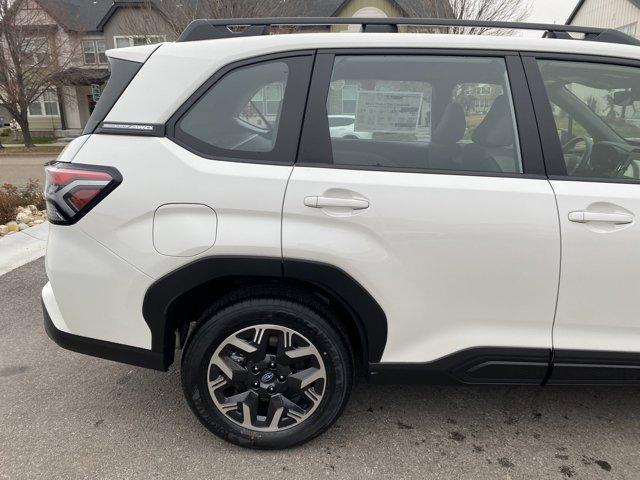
0,222,48,276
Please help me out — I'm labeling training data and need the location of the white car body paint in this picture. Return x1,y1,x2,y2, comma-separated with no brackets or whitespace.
42,30,640,364
283,167,560,362
550,179,640,353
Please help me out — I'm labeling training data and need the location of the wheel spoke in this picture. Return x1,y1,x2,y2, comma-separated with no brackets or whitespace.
219,390,259,427
279,394,307,425
227,335,257,354
210,354,248,383
284,345,315,360
304,387,322,405
289,366,324,390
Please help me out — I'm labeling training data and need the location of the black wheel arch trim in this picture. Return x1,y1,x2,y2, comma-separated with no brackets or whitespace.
141,256,388,369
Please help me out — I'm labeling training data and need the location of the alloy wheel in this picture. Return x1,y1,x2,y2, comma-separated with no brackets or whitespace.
206,324,327,432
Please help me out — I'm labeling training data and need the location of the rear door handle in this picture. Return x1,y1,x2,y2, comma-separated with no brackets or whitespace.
304,196,369,210
568,211,634,224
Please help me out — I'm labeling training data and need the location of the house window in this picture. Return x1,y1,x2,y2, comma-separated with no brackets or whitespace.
82,40,107,65
618,23,637,37
114,35,165,49
28,90,59,116
22,37,49,66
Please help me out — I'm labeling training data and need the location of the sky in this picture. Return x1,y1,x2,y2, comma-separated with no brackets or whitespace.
528,0,580,25
519,0,580,36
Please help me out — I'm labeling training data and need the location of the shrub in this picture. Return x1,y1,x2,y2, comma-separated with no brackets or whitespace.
0,180,45,224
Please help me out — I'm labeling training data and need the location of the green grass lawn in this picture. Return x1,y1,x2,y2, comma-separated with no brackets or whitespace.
1,136,58,145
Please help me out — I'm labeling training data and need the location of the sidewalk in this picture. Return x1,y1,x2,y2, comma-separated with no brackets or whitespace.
0,222,48,276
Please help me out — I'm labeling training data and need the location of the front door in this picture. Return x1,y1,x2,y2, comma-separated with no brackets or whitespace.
283,52,560,383
528,56,640,383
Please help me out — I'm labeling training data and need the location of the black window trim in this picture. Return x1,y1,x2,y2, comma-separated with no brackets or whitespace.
165,50,315,166
521,51,640,185
296,48,547,179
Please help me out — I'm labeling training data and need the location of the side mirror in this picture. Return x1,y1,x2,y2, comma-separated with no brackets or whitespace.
613,89,640,107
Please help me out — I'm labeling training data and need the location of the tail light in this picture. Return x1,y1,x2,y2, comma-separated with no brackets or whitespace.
44,162,122,225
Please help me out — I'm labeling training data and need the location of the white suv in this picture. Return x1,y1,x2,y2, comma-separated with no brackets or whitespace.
42,18,640,449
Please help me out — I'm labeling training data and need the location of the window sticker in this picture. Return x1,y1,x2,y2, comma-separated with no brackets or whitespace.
354,91,423,133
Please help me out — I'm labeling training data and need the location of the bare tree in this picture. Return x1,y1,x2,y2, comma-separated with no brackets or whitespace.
0,0,79,146
448,0,532,35
116,0,292,42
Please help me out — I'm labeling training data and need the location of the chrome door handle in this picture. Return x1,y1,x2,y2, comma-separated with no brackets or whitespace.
304,196,369,210
568,211,634,224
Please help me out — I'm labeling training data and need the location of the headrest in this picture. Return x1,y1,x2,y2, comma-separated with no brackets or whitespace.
472,95,516,147
432,102,466,145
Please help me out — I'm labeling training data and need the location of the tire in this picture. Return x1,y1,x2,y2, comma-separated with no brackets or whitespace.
181,295,353,449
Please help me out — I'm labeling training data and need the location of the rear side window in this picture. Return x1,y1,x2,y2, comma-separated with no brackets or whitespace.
318,55,522,174
173,56,313,164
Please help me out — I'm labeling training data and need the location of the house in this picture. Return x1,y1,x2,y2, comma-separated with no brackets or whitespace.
567,0,640,38
7,0,452,138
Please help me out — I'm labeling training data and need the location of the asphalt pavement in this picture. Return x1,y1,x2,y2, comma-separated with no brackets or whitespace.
1,258,639,479
0,155,52,186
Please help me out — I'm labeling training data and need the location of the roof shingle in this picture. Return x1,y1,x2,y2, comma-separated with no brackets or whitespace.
35,0,454,33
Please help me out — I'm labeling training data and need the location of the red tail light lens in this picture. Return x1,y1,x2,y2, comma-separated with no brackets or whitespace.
44,162,122,225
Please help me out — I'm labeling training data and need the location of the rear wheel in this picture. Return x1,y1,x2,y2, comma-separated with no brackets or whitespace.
180,297,353,449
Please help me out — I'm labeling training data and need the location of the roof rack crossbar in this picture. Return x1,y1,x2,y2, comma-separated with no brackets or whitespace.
177,17,640,47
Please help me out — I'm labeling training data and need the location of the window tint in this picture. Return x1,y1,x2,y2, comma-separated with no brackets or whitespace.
452,83,504,140
176,61,289,154
324,56,522,174
538,60,640,180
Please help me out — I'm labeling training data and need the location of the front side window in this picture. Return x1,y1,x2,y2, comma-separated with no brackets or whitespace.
322,55,522,174
538,60,640,180
173,56,311,163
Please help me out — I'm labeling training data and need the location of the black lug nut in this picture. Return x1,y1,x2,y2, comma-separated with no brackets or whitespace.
277,375,286,382
269,361,277,369
252,365,260,373
267,385,276,393
251,380,260,389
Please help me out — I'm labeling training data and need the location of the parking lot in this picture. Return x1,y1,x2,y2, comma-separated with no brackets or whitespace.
1,258,639,479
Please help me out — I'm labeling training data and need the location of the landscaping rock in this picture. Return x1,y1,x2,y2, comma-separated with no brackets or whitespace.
18,222,28,231
6,221,19,233
0,225,7,235
15,211,33,223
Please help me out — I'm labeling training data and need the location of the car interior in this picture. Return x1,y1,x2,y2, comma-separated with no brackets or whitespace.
538,60,640,179
326,55,522,173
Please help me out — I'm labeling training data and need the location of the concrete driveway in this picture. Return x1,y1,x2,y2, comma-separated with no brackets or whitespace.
0,155,53,186
1,258,638,479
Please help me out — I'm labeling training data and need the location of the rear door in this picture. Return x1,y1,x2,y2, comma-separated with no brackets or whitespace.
283,51,560,383
525,55,640,383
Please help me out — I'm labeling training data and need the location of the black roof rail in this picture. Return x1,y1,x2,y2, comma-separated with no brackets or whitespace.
177,17,640,47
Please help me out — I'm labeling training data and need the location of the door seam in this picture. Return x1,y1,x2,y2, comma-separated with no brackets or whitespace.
548,180,563,357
